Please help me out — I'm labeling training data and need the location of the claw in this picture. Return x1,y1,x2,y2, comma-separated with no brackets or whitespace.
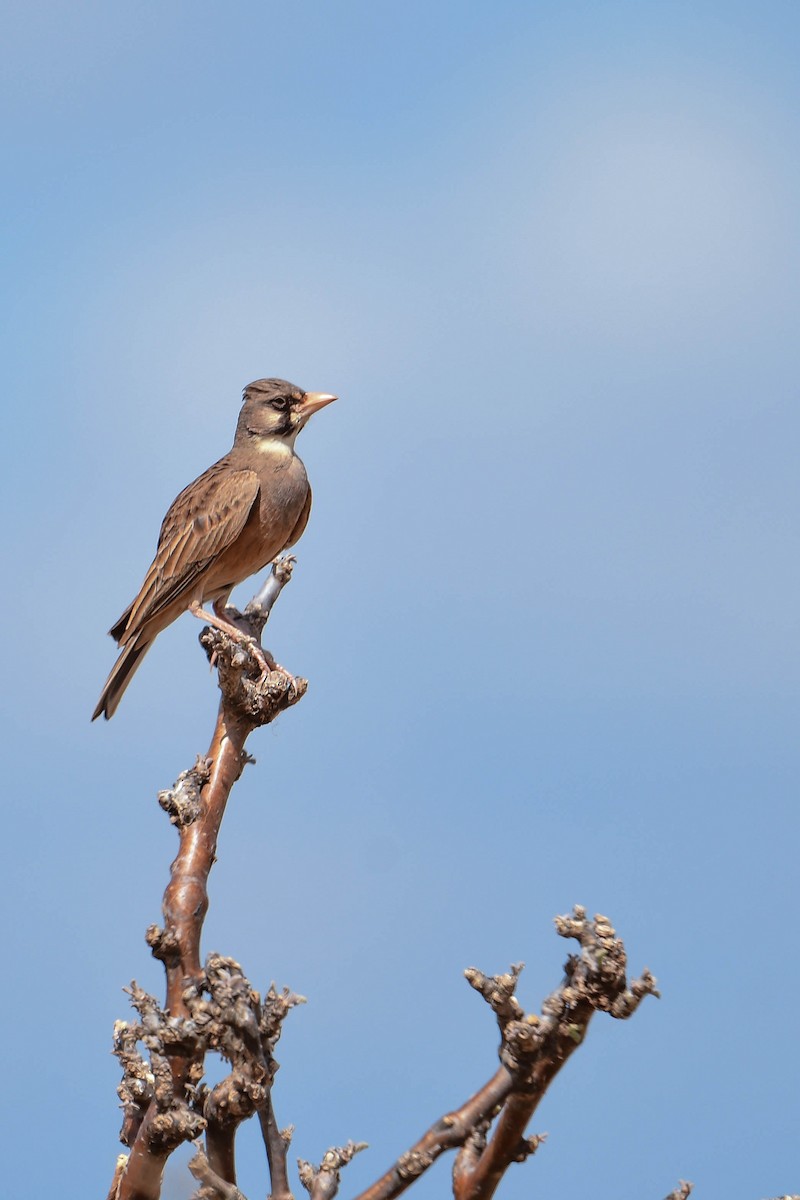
191,601,298,694
260,649,299,696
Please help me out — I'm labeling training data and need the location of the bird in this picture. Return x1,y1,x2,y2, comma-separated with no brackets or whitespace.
92,378,336,720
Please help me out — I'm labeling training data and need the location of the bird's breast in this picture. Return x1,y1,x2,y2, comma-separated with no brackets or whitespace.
243,453,309,561
256,451,308,521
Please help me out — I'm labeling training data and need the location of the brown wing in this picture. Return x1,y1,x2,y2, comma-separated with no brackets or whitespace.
120,462,261,640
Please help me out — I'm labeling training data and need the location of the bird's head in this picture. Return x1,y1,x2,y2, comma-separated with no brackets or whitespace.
237,378,337,447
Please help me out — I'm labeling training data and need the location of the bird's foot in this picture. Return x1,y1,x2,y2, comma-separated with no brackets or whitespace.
191,601,297,693
191,601,263,668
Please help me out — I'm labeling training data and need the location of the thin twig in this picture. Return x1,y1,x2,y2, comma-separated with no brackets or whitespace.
298,1143,368,1200
188,1143,248,1199
259,1096,295,1200
353,1070,512,1200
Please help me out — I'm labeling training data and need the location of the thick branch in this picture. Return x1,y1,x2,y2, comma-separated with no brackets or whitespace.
113,563,304,1200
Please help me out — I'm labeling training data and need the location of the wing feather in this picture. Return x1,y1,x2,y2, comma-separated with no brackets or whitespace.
122,464,261,637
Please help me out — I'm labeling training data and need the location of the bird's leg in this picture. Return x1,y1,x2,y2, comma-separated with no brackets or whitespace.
191,600,298,693
210,598,249,634
190,600,273,679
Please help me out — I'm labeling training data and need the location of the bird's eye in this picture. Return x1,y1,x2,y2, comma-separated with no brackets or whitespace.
270,397,289,411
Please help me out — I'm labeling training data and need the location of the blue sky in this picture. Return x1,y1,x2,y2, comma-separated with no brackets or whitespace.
2,3,799,1197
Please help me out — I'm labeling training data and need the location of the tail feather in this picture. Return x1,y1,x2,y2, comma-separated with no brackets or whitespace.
109,602,134,645
92,637,151,720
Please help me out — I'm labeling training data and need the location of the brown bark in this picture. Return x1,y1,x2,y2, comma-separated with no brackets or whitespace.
110,565,304,1200
352,909,658,1200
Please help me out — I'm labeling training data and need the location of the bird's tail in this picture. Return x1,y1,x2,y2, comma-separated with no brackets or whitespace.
108,603,133,645
92,636,151,721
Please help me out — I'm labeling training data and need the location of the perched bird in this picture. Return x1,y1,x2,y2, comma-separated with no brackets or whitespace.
93,378,336,720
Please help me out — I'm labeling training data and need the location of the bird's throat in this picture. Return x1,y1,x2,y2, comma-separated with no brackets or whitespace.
248,431,299,458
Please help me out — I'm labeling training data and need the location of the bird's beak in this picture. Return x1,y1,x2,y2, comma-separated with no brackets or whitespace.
301,391,337,415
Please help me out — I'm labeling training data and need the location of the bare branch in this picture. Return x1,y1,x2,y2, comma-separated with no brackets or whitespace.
353,1069,513,1200
106,558,669,1200
188,1143,249,1200
106,1155,128,1200
157,758,211,827
244,554,297,634
298,1143,369,1200
111,572,305,1200
355,907,657,1200
113,1020,154,1148
663,1184,693,1200
259,1097,295,1200
454,907,658,1200
463,964,525,1031
257,985,304,1200
199,956,271,1181
261,982,308,1049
